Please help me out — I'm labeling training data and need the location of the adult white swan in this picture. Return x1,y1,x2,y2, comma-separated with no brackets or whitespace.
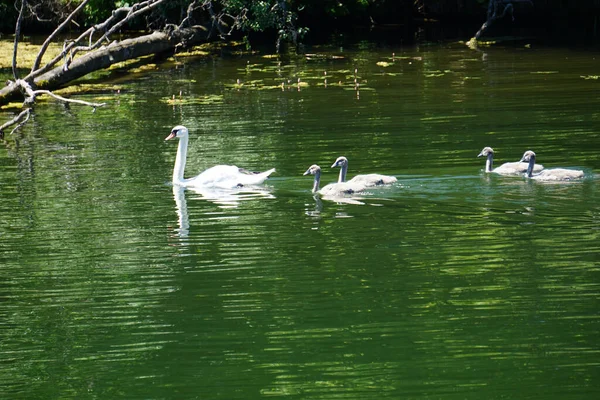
520,150,584,181
304,164,367,196
331,156,397,186
165,125,275,188
477,147,543,175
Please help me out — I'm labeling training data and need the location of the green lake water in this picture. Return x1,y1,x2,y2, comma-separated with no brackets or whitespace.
1,42,599,399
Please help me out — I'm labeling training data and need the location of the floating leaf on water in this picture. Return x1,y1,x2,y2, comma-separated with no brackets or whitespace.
174,49,210,57
1,102,25,111
376,61,394,67
580,75,599,80
159,94,224,105
256,85,284,91
530,71,559,74
342,86,374,91
373,72,401,77
129,64,158,73
305,54,345,61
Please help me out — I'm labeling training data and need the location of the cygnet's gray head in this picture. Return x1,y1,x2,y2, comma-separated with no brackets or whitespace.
477,147,494,157
331,156,348,168
303,164,321,176
520,150,536,162
165,125,188,141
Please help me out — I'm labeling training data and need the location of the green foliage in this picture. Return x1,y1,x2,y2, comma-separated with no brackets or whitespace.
81,0,118,25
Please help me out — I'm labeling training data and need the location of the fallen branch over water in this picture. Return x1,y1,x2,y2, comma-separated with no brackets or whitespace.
467,0,534,48
1,0,217,134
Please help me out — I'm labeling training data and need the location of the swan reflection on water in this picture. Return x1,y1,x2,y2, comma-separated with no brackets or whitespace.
171,185,275,237
304,194,365,221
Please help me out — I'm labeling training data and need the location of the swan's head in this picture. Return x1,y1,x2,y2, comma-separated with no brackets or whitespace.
520,150,536,162
477,147,494,157
303,164,321,176
165,125,189,141
331,156,348,168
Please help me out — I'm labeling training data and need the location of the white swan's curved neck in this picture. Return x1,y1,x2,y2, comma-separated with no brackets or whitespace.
338,163,347,182
173,135,188,185
485,153,493,173
312,170,321,193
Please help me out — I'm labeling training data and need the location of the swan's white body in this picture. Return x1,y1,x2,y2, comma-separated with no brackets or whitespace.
520,150,584,181
304,164,366,196
331,156,397,186
166,125,275,188
478,147,543,175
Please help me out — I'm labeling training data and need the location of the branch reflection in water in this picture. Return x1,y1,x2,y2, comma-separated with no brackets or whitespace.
171,185,275,237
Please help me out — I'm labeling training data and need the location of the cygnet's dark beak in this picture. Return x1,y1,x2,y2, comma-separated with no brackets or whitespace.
477,151,484,158
303,168,312,176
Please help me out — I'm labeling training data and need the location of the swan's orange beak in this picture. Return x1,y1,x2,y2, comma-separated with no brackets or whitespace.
165,132,176,140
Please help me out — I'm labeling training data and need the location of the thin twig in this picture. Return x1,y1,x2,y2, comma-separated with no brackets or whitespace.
24,0,167,81
16,79,105,108
0,108,31,136
64,0,168,70
32,90,106,109
179,0,201,29
31,0,92,73
12,0,27,80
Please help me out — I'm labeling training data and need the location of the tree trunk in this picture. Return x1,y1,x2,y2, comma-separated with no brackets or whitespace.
0,26,209,105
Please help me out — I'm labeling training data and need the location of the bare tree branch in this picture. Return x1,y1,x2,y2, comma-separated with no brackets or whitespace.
24,0,169,82
0,108,31,136
14,79,106,109
472,0,534,42
1,0,233,133
179,0,202,29
0,76,106,135
64,0,169,71
25,1,52,22
12,0,27,81
31,0,92,73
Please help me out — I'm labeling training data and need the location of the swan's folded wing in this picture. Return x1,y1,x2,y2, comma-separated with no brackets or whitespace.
348,173,397,187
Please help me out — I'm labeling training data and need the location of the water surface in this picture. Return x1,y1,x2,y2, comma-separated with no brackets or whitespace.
1,42,599,399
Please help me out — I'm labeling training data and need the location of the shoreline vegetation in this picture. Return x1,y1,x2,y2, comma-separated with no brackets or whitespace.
1,0,599,134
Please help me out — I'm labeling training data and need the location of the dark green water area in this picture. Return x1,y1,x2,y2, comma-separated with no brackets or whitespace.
1,41,599,399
